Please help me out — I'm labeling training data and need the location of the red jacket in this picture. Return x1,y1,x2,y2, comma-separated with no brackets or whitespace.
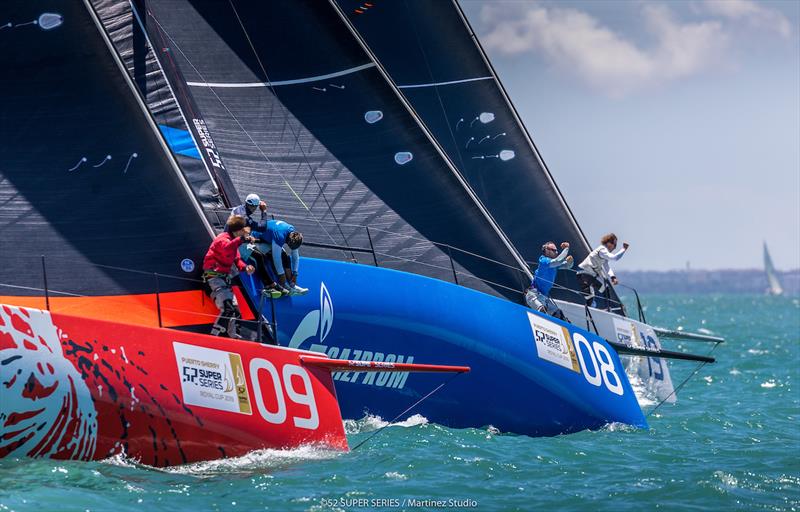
203,232,247,274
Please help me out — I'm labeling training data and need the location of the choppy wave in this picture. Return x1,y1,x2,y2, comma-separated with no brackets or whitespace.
4,295,798,512
343,413,429,434
98,444,342,477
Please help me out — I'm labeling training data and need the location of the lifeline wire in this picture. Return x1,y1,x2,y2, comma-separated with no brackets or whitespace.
350,371,464,452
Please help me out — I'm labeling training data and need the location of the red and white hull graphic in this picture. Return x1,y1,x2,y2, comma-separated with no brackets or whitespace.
0,305,348,466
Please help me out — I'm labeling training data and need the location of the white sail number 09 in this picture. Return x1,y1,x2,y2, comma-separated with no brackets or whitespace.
250,359,319,430
573,333,624,396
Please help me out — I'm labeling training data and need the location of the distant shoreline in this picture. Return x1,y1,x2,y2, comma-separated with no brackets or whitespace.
616,269,799,295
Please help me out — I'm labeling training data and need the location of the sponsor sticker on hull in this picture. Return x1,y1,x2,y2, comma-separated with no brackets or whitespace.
173,342,252,414
612,318,643,348
527,312,580,372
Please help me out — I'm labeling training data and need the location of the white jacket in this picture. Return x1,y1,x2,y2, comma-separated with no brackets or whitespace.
578,245,627,282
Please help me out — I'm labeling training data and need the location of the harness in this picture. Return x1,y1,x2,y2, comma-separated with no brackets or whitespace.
202,269,231,284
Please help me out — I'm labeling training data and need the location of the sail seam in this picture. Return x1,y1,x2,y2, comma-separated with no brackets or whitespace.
397,76,493,89
186,63,376,88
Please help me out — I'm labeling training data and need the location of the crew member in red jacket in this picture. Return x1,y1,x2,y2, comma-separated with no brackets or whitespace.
203,216,255,338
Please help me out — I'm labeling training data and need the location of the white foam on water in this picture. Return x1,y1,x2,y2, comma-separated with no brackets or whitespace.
599,422,638,433
99,444,342,476
344,413,429,434
100,452,141,468
164,444,342,476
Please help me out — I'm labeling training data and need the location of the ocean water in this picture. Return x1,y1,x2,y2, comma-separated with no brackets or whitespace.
1,295,798,511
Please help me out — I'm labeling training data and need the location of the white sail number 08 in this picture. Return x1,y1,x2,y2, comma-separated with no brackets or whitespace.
573,333,624,396
250,359,319,430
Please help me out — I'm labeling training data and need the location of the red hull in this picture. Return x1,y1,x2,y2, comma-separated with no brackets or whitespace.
0,305,347,467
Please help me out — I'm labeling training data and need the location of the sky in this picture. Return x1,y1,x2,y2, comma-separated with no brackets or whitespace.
461,0,800,271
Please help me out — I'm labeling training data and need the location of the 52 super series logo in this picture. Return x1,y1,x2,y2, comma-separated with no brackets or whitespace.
173,342,252,414
288,283,414,389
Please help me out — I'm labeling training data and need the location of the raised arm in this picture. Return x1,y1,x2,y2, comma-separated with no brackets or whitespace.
547,247,570,268
598,245,627,262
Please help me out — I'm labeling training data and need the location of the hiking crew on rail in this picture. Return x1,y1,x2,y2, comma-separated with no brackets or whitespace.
577,233,629,308
203,216,255,339
526,241,573,320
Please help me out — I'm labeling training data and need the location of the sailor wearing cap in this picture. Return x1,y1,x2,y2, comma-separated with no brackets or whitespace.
230,193,268,235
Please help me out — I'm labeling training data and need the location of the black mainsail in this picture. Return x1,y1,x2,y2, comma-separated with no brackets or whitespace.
329,0,614,305
0,1,212,304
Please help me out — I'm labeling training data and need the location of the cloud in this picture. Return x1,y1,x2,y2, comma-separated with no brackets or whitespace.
700,0,792,38
479,2,729,97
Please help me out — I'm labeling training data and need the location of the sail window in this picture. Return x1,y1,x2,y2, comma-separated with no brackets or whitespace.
394,152,413,165
38,13,63,30
364,110,383,124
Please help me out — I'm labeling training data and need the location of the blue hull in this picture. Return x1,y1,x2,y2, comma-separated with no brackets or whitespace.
244,258,646,436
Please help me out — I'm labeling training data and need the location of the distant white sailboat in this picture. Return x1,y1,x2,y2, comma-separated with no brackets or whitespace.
764,242,784,296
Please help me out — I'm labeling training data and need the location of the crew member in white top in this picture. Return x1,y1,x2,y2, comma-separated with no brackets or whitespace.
576,233,629,307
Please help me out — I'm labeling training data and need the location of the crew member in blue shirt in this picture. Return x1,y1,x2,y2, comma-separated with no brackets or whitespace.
525,241,573,320
262,220,308,296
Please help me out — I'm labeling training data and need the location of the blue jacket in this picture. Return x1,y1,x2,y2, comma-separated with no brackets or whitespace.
263,220,299,276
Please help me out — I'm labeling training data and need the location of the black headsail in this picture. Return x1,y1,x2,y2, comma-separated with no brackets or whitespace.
90,0,236,210
0,1,212,300
132,0,532,299
329,0,622,307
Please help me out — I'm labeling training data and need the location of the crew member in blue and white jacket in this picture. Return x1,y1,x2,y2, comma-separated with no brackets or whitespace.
525,241,573,320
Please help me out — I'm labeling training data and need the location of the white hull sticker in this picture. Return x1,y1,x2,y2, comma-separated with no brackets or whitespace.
527,312,580,372
173,342,252,415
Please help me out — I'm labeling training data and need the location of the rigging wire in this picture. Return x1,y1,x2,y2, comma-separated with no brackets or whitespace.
350,371,464,451
227,0,355,262
646,341,721,418
143,9,342,249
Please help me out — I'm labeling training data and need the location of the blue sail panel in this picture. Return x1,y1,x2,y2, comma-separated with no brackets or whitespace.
158,125,202,160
